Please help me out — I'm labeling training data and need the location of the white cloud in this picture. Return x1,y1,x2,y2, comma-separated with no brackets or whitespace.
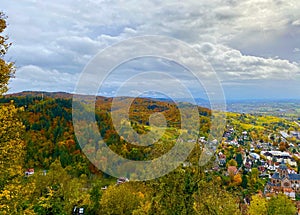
195,44,300,81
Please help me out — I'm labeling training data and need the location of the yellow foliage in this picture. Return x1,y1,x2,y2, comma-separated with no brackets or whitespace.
233,174,242,185
0,103,25,214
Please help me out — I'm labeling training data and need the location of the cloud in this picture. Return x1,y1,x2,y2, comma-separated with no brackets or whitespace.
294,48,300,52
2,0,300,99
9,65,79,93
292,19,300,26
195,44,300,81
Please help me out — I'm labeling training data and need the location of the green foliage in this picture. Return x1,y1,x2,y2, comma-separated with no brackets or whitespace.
147,169,198,215
235,153,243,167
227,159,238,167
248,193,297,215
241,174,248,189
194,180,240,215
248,194,268,215
99,183,149,215
267,194,297,215
25,159,90,214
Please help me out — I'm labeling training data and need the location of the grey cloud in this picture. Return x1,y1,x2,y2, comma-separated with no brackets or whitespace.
2,0,300,99
292,20,300,26
9,65,79,93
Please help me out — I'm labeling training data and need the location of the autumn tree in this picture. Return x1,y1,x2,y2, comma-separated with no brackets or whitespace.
248,193,296,215
0,103,26,213
0,12,26,214
267,194,296,215
147,168,199,214
227,159,238,167
99,182,149,215
29,160,90,214
194,180,240,215
279,141,287,152
0,12,15,95
248,194,267,215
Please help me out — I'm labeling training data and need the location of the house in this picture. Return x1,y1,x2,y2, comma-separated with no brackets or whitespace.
25,168,34,177
265,162,300,198
290,131,300,140
283,188,296,200
258,166,266,172
261,151,297,167
182,161,192,168
218,152,226,166
227,166,238,176
244,161,252,170
280,131,290,139
117,177,129,185
249,153,260,160
242,131,247,136
199,137,206,143
73,206,84,215
229,140,239,147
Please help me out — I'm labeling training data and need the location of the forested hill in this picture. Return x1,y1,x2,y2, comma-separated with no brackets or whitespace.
2,91,300,214
0,91,212,175
5,91,74,99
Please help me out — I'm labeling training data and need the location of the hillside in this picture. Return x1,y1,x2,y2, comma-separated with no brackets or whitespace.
0,91,211,171
1,91,300,214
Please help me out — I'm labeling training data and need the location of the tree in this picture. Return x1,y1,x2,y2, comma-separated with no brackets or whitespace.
0,12,15,95
248,194,297,215
248,194,267,215
0,12,26,214
99,183,148,215
147,168,198,215
241,174,248,189
29,160,90,214
89,179,107,214
0,102,26,214
194,180,240,215
251,168,259,180
235,153,243,167
279,142,286,152
232,174,242,186
267,194,296,215
227,159,238,167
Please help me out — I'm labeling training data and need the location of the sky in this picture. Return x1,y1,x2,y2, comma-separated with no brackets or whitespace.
2,0,300,100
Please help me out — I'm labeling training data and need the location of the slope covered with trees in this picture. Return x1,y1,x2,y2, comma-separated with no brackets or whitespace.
1,91,299,214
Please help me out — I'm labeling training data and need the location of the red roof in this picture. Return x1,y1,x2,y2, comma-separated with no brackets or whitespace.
228,166,237,174
26,168,34,172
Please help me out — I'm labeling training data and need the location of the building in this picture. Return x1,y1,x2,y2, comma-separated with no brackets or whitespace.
261,151,297,167
290,131,300,140
72,206,84,215
280,131,290,139
265,163,300,198
227,166,238,176
117,177,129,185
25,168,34,177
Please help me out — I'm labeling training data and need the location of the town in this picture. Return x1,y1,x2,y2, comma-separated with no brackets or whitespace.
206,120,300,212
